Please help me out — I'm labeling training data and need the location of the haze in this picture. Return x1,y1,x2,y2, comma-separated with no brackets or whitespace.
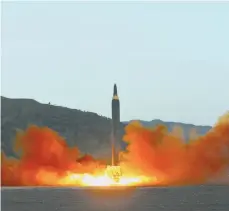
1,2,229,126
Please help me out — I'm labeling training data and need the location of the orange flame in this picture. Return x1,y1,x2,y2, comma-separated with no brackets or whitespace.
1,112,229,186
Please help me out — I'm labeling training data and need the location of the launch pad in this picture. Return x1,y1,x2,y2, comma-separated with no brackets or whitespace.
105,165,122,183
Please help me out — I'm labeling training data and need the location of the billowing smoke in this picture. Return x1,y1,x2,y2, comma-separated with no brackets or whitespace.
1,126,106,186
120,112,229,185
1,112,229,186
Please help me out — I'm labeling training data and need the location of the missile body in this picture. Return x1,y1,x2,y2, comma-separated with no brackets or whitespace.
111,84,120,166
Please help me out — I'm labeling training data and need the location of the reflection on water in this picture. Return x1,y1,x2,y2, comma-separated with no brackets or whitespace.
2,186,229,211
83,187,137,210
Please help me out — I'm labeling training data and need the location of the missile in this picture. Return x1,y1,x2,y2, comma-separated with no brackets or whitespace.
111,83,120,166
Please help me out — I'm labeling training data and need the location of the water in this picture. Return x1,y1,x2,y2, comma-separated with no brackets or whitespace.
1,185,229,211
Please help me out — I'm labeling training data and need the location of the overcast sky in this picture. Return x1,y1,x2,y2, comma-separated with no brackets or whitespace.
1,2,229,125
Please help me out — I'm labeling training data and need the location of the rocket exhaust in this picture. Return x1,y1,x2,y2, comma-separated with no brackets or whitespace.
111,84,120,166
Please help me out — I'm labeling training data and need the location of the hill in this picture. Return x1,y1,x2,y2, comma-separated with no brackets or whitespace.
1,96,125,158
123,120,211,140
1,96,211,158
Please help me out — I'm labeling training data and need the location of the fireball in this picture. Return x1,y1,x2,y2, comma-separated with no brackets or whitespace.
58,166,153,187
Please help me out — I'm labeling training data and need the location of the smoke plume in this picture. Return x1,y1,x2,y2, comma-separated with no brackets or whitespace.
120,112,229,185
1,126,105,186
1,112,229,186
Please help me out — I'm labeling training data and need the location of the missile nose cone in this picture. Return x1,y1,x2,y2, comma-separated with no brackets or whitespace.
113,84,118,96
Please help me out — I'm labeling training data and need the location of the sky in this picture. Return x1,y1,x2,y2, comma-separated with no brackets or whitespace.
1,2,229,126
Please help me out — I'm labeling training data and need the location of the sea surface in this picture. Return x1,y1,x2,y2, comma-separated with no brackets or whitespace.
1,185,229,211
